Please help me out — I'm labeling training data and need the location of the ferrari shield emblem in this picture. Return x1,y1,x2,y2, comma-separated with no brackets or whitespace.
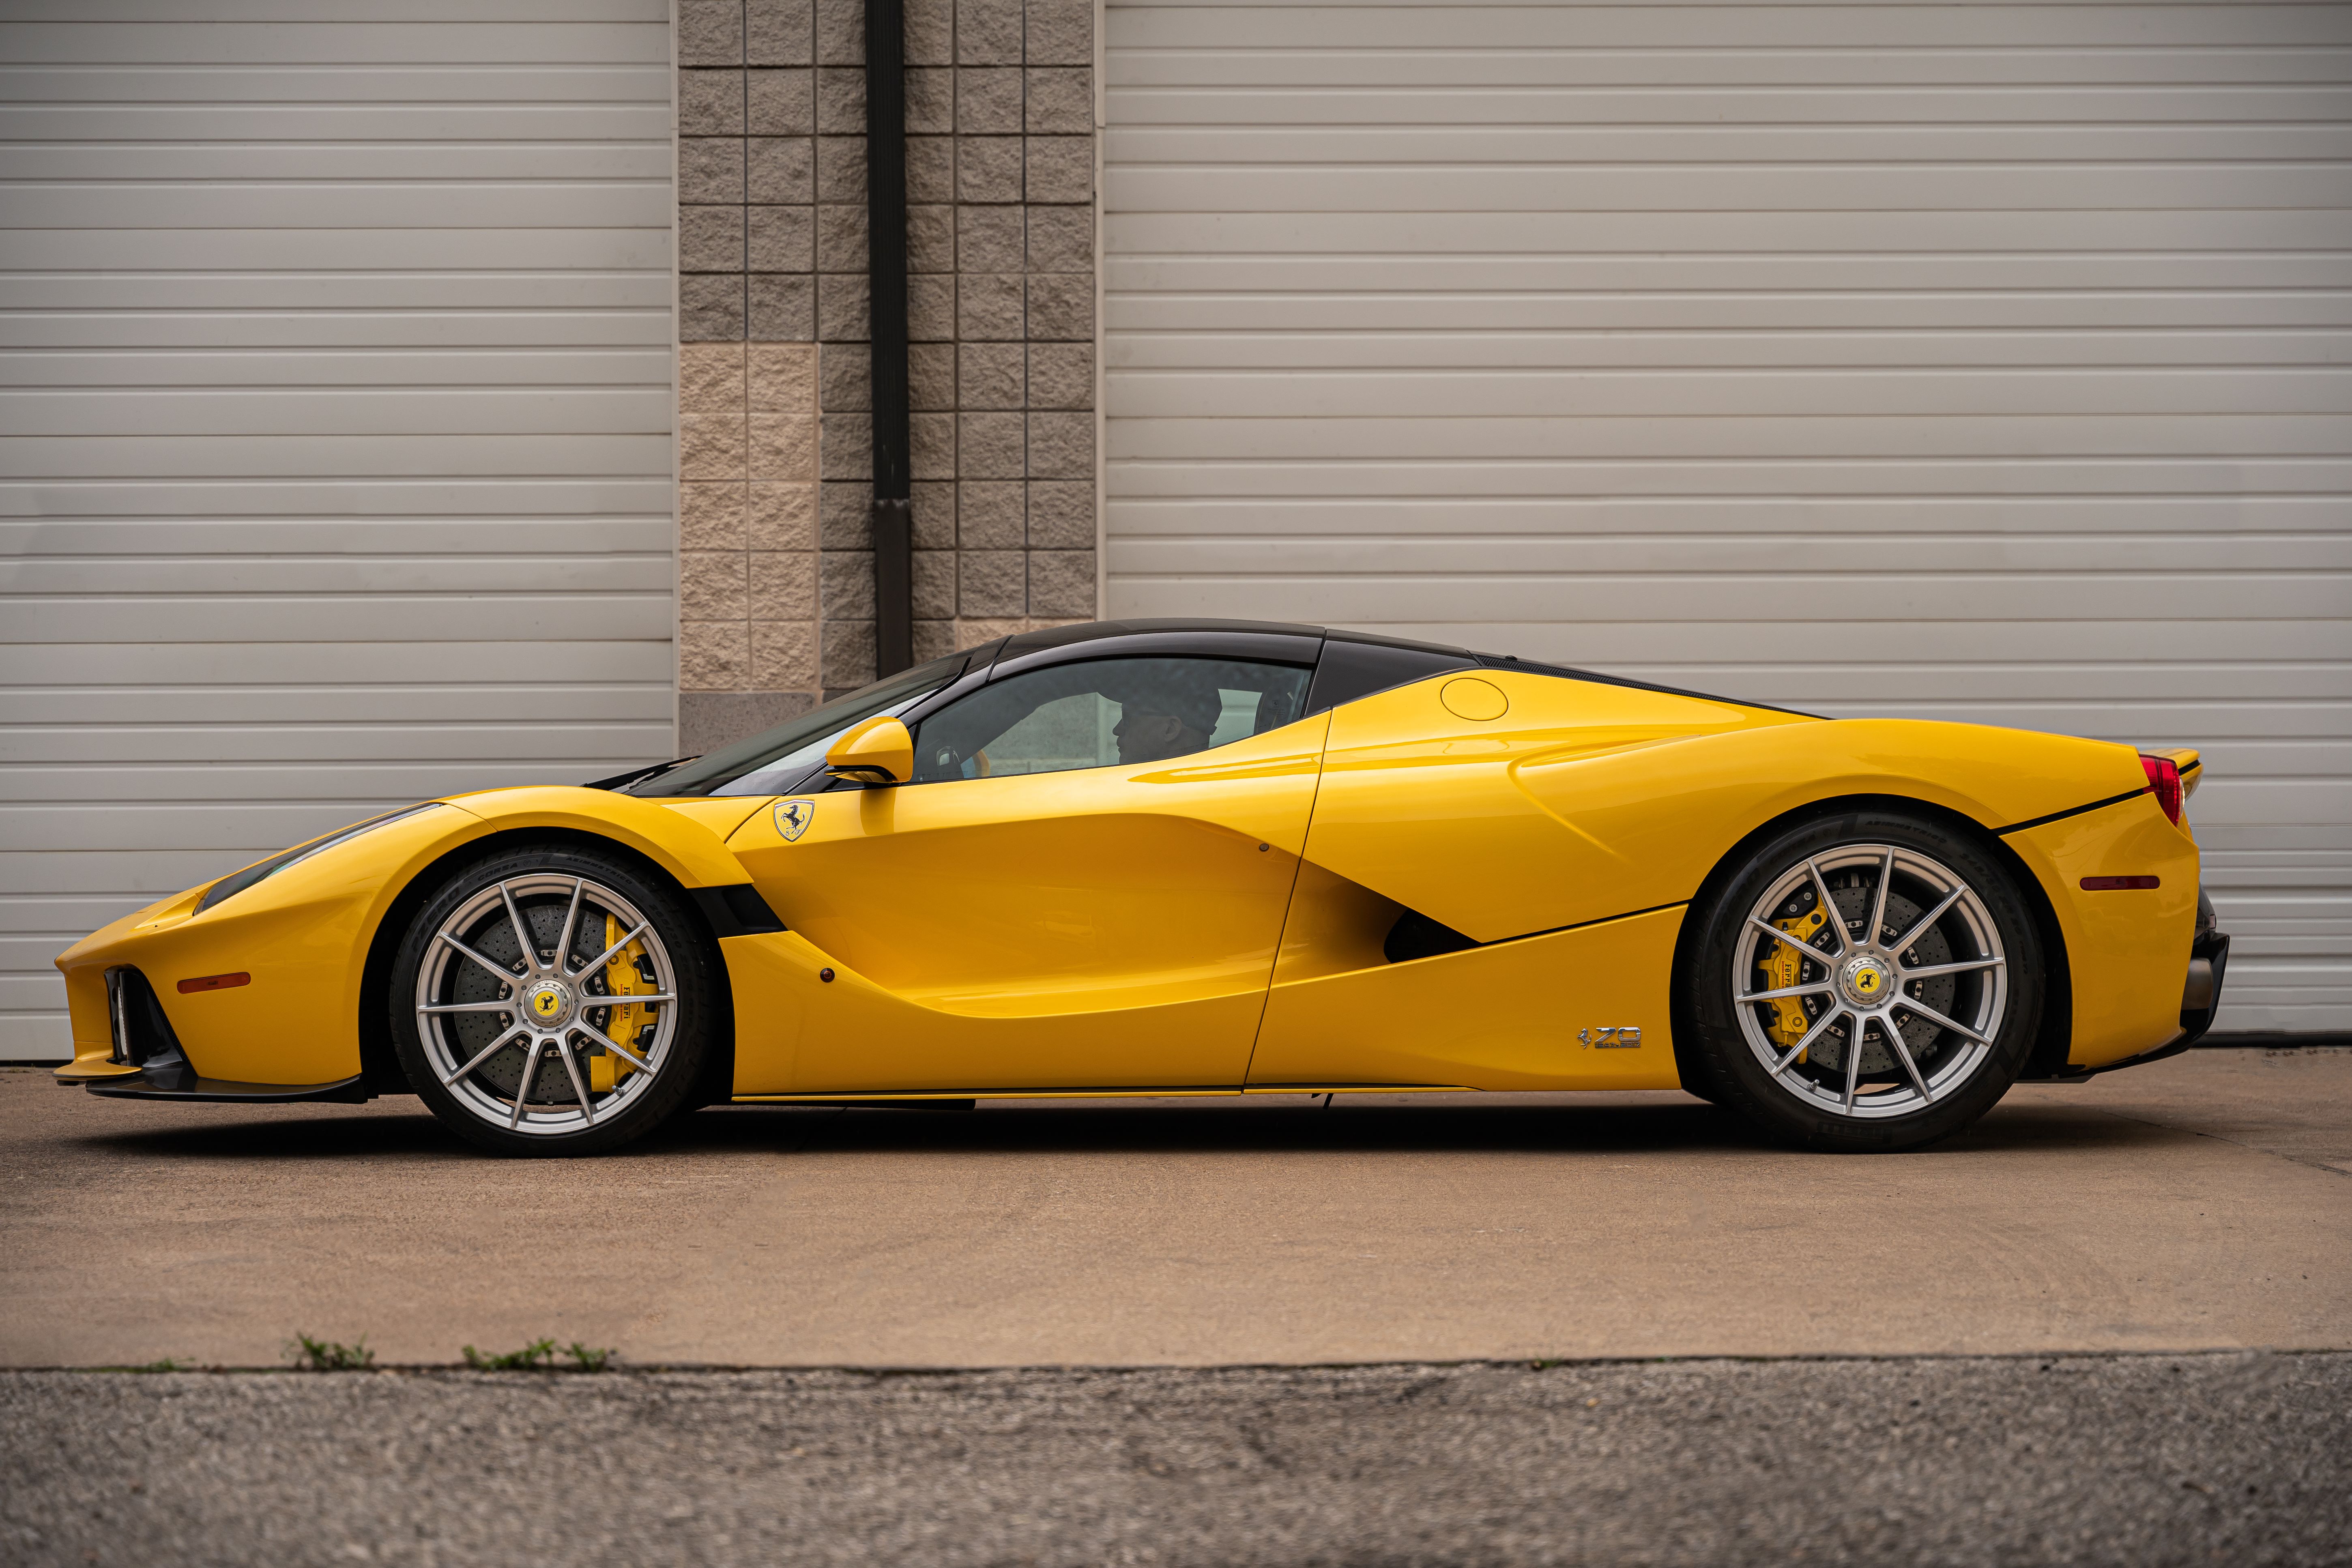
775,798,816,842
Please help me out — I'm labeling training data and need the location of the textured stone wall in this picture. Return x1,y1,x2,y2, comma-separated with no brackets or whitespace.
924,0,1099,669
675,342,818,750
675,0,1097,744
675,0,827,748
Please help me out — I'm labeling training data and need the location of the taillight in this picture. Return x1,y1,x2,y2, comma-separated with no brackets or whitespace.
2141,754,2182,826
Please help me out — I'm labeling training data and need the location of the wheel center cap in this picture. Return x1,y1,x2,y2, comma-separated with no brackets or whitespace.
526,981,573,1028
1839,955,1890,1007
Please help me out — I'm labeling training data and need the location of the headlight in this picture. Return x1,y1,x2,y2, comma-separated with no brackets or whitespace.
193,803,446,915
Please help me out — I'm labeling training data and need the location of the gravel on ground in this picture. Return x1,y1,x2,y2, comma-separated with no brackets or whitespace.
4,1351,2347,1567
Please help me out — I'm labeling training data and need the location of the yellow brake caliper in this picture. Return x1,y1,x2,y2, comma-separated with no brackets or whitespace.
1765,903,1830,1050
590,913,648,1093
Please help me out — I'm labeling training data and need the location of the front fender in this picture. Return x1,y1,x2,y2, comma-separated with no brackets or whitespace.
54,803,491,1086
54,788,761,1089
436,786,758,892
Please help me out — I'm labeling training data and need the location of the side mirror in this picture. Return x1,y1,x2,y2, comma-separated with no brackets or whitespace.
824,716,913,785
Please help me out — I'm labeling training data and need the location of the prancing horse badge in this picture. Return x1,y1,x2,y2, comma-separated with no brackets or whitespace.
775,798,816,842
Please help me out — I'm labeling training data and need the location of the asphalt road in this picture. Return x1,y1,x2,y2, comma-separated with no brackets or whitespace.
2,1049,2347,1369
4,1353,2348,1567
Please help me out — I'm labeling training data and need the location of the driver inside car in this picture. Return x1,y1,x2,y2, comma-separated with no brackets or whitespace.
1107,671,1224,765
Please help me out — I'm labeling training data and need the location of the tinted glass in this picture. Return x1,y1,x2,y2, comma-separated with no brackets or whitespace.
625,652,969,797
1305,639,1475,714
911,657,1312,783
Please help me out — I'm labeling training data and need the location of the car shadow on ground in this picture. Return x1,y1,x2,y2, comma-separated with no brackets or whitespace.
62,1093,2187,1164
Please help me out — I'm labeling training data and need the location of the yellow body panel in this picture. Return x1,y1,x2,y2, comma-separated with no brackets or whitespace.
1250,906,1686,1091
50,789,766,1087
54,804,491,1084
437,785,754,890
1308,674,2147,944
51,663,2200,1100
2004,793,2201,1068
719,928,1260,1094
729,716,1329,1090
652,796,772,842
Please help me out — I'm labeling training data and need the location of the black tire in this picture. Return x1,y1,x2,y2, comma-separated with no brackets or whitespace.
1684,807,2043,1153
390,844,718,1156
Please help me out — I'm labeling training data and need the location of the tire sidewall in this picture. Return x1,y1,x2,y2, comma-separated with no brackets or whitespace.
1688,808,2043,1152
390,844,716,1156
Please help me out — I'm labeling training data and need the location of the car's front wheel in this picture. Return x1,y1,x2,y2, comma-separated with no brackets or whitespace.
390,845,717,1156
1684,809,2043,1152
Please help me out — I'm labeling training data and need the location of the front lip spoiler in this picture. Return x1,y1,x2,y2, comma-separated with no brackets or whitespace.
86,1071,373,1104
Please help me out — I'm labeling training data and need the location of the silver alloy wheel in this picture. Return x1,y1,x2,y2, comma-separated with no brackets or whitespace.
414,874,679,1138
1731,843,2008,1120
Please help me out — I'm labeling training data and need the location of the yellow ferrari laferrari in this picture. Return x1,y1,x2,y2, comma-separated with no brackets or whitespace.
54,619,2227,1155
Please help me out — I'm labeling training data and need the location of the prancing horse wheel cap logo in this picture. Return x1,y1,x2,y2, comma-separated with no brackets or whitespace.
530,986,565,1020
776,798,816,842
1839,955,1889,1005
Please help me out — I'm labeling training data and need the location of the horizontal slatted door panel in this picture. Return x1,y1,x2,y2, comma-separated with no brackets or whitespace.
0,0,676,1062
1103,0,2352,1035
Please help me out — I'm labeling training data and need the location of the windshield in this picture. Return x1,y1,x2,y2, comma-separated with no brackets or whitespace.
624,651,973,797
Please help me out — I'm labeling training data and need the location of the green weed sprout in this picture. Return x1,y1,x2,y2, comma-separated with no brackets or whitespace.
288,1334,374,1371
460,1338,615,1372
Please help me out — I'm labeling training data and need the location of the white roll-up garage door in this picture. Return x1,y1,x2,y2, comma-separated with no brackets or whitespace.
0,2,676,1060
1103,1,2352,1035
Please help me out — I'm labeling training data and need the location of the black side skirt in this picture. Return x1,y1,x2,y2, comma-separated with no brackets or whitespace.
87,1072,373,1104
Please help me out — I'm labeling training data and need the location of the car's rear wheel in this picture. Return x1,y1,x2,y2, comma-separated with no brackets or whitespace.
390,845,716,1156
1685,808,2043,1152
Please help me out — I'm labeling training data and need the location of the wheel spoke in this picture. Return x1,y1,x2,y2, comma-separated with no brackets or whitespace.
1899,956,2005,981
1803,859,1849,955
1843,1014,1866,1110
1739,980,1835,1003
508,1038,545,1127
1893,995,1991,1046
1887,886,1965,954
1768,1006,1845,1078
554,1035,597,1124
440,1024,527,1087
552,878,586,979
575,921,650,979
576,1017,653,1075
1748,916,1832,964
438,930,522,983
1866,846,1897,949
1883,1013,1936,1102
499,881,542,975
589,993,674,1009
418,999,518,1015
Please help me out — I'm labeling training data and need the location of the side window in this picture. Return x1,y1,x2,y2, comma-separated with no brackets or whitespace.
911,657,1312,783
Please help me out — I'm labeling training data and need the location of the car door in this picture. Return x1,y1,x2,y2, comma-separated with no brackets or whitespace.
729,646,1326,1093
1248,666,1802,1093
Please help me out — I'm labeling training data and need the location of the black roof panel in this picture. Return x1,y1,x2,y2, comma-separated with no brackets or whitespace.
986,619,1810,716
996,617,1327,657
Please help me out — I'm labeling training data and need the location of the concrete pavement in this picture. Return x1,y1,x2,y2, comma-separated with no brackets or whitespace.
2,1048,2348,1369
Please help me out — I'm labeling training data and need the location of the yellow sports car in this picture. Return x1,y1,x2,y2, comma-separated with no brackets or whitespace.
54,619,2227,1155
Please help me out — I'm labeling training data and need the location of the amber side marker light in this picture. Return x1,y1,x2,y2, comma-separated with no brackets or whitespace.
177,972,250,994
2080,876,2161,892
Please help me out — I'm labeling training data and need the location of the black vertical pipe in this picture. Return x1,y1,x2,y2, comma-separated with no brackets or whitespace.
865,0,912,677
